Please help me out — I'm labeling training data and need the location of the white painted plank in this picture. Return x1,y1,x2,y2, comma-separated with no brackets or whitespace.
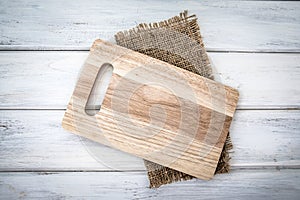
0,52,86,109
0,110,144,171
0,170,299,199
0,0,299,51
209,53,300,108
0,52,299,109
0,110,299,170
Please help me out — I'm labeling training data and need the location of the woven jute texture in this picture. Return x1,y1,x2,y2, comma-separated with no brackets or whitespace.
115,10,232,188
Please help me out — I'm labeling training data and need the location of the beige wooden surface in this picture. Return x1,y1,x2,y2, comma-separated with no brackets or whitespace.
62,39,238,180
0,0,299,199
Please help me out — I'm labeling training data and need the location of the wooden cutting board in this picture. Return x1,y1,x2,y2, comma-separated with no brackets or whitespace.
62,39,239,180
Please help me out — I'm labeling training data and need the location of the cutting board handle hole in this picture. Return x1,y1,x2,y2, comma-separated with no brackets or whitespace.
85,63,113,116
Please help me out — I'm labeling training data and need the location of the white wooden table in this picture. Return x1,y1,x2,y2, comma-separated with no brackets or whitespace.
0,0,300,199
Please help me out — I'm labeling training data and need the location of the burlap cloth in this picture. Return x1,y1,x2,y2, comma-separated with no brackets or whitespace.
115,10,232,188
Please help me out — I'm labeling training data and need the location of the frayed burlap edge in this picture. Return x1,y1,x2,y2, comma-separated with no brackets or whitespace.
115,10,213,80
115,10,233,188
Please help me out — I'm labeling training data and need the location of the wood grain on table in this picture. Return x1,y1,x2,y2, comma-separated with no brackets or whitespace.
0,0,299,199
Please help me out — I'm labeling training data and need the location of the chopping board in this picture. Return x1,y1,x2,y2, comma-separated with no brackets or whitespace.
62,39,239,180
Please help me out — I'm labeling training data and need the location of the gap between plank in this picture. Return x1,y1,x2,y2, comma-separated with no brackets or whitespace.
0,46,300,53
0,165,300,173
0,107,299,111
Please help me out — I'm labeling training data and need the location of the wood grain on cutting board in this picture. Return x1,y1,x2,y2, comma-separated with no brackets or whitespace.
62,39,239,180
